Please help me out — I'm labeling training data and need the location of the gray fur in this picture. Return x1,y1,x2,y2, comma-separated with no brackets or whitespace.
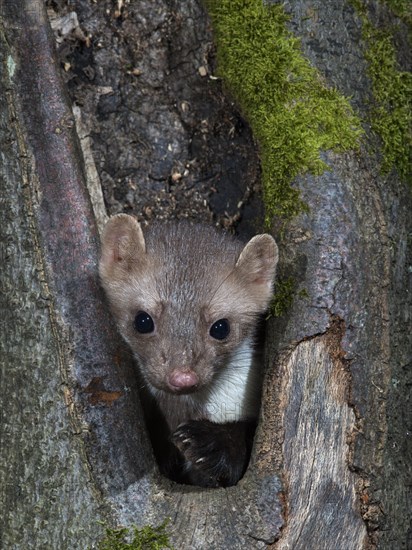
99,215,278,431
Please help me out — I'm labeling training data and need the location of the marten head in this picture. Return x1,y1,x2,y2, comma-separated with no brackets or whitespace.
99,214,278,396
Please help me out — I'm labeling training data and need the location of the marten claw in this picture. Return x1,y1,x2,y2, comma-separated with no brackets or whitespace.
173,426,193,447
170,419,255,487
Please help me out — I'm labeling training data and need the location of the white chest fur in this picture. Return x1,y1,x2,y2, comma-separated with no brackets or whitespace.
195,338,262,423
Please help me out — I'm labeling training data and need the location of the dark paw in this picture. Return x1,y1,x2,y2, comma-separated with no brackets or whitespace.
171,419,256,487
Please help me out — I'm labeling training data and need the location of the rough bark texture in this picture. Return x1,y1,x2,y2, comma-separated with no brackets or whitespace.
47,0,264,237
0,11,105,549
264,4,411,547
1,1,410,549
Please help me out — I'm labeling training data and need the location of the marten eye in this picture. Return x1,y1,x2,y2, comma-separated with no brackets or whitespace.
209,318,230,340
134,311,154,334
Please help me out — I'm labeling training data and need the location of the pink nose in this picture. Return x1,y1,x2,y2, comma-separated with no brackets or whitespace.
168,370,199,391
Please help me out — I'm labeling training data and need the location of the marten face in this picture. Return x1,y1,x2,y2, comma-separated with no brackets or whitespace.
99,215,278,397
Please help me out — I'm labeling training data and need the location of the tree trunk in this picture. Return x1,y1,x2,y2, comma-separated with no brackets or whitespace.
1,1,410,549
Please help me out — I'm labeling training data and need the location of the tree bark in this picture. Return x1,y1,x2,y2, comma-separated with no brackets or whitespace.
1,1,410,549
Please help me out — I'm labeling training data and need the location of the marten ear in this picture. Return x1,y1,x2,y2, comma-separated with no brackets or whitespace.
235,234,278,302
99,214,146,277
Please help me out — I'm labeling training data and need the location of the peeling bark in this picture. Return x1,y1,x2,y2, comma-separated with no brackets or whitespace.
275,325,367,549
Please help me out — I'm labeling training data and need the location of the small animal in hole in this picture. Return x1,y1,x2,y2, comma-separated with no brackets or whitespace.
99,214,278,487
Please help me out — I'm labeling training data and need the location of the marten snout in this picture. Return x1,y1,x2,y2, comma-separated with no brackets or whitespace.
167,369,199,393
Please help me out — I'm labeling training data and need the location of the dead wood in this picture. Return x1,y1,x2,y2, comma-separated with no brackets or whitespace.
1,1,410,549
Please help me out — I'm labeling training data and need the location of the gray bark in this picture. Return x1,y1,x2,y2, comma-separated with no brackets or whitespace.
1,1,410,549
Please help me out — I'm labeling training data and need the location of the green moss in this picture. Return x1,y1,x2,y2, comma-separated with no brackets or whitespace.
351,0,411,184
206,0,363,225
93,520,173,550
381,0,412,24
267,277,308,318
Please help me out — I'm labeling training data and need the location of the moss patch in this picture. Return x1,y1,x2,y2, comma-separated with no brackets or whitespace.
381,0,412,24
351,0,411,184
268,277,308,318
206,0,363,225
93,520,173,550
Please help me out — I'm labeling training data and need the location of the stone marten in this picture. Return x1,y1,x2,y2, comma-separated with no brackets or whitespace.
99,214,278,487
